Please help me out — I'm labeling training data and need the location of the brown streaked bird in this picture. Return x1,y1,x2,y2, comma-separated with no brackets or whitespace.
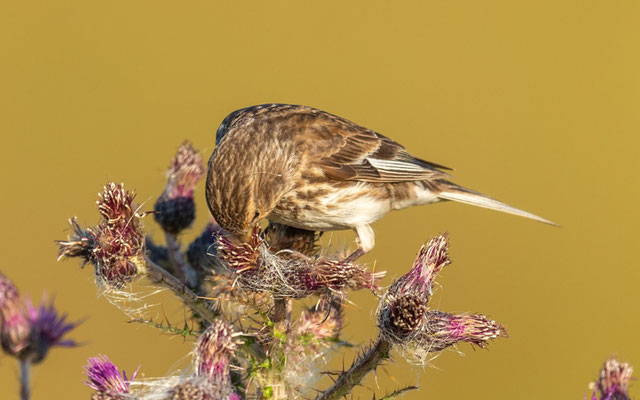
206,104,555,262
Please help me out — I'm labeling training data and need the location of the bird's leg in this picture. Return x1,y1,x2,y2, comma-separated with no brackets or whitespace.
342,225,374,264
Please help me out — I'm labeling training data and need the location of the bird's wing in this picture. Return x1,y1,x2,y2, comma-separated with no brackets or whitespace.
315,120,452,183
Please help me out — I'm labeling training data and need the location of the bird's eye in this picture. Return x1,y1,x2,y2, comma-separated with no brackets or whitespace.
253,211,260,221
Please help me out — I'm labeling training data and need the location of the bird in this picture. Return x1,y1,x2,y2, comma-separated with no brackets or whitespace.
205,104,554,262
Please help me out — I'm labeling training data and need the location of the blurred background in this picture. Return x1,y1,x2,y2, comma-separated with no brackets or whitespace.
1,1,639,399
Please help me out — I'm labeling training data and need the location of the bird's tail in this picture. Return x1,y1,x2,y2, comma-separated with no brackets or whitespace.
436,183,557,226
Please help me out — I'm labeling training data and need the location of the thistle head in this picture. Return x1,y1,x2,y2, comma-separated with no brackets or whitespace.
592,357,633,400
420,311,508,352
58,183,146,288
25,297,80,363
195,320,238,381
0,272,30,357
165,141,204,199
154,142,204,234
85,355,138,400
388,234,450,301
378,235,507,364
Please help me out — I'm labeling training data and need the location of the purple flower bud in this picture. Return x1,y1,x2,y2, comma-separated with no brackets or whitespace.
25,297,80,363
85,355,138,399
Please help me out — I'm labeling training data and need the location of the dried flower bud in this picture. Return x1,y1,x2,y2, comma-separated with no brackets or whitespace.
590,357,633,400
388,234,450,302
25,297,80,363
0,272,30,357
217,227,384,298
195,320,237,383
85,355,138,400
154,142,204,234
420,311,507,352
58,183,146,288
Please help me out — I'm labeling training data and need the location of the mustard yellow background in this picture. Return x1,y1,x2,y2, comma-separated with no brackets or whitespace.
1,1,639,399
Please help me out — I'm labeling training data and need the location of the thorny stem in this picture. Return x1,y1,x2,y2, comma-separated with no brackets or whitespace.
143,256,265,361
164,232,198,288
316,337,391,400
20,358,30,400
144,255,217,325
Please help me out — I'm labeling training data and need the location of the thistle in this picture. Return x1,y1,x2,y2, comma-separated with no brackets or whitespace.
85,355,138,400
58,183,146,289
0,272,30,357
589,357,633,400
154,141,204,235
217,227,384,298
378,234,506,363
25,297,80,364
167,320,239,400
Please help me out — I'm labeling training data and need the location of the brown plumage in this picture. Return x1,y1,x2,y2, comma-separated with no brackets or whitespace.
206,104,554,261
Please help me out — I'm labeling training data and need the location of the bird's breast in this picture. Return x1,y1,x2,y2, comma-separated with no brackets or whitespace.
269,181,391,231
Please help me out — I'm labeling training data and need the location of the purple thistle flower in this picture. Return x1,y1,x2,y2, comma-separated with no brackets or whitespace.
85,355,138,398
26,296,80,363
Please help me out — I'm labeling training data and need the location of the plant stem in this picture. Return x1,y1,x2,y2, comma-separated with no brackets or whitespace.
272,298,292,332
164,232,198,288
316,337,391,400
20,358,30,400
144,256,265,361
144,255,217,324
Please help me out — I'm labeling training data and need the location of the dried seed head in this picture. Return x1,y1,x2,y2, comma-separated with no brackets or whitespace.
85,355,138,398
25,297,80,364
389,294,427,334
217,227,384,298
58,183,146,289
420,311,508,352
594,357,633,400
0,272,30,357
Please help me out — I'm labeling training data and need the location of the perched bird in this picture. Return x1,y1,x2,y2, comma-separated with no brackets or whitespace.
206,104,554,262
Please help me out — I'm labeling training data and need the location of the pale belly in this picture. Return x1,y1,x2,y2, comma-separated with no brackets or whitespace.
269,182,392,231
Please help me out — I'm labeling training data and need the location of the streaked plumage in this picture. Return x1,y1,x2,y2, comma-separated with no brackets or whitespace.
206,104,554,260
